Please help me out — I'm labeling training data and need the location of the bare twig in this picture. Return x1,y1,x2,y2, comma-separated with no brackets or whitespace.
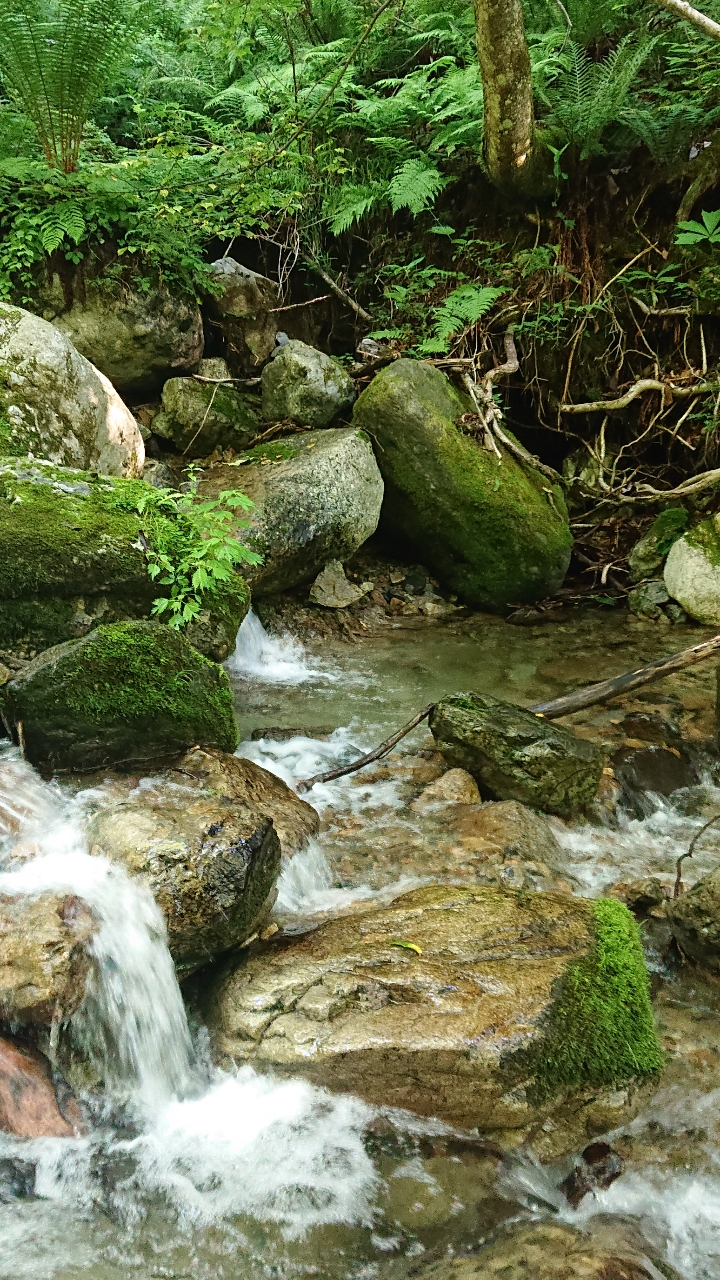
296,704,435,792
675,813,720,897
268,294,331,312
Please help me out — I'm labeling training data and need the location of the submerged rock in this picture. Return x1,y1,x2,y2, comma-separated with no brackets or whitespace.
0,1038,84,1138
384,1220,681,1280
0,303,143,476
352,360,572,608
0,621,238,772
45,280,203,399
0,892,95,1023
199,428,383,594
151,359,259,455
628,507,688,582
0,458,247,656
627,579,670,619
204,883,662,1130
667,867,720,972
261,340,355,427
664,513,720,623
204,259,280,376
429,693,604,817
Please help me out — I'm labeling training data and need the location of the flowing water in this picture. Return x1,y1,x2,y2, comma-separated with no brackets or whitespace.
3,606,720,1277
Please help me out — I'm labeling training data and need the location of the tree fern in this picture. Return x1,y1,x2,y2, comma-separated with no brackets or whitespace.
0,0,137,171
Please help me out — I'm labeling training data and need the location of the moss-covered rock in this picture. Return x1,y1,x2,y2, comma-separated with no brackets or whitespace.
261,340,355,427
664,513,720,624
0,621,238,772
0,303,144,476
202,883,662,1131
0,457,247,657
152,361,259,455
199,427,383,594
429,692,604,817
628,506,688,582
666,866,720,972
352,360,572,608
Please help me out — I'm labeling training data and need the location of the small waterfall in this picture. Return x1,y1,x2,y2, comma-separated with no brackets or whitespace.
225,610,332,683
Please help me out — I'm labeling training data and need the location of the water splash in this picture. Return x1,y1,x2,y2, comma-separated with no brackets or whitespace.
226,610,334,684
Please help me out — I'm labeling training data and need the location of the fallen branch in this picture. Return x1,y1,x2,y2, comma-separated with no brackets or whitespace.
296,704,435,792
561,379,718,415
302,257,373,323
529,632,720,720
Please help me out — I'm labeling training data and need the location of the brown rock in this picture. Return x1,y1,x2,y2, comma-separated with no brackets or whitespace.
0,893,96,1024
448,799,566,872
0,1037,83,1138
411,768,481,812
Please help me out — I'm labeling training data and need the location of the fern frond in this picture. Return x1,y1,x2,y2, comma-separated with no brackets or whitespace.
388,158,444,215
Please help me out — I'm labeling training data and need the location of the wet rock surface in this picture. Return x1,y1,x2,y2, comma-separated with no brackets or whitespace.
0,1038,84,1138
205,882,660,1131
0,303,143,476
0,892,95,1023
261,339,355,427
199,428,383,594
429,693,605,817
667,866,720,972
1,621,238,772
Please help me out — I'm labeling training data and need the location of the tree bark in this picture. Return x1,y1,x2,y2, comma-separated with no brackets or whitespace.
473,0,537,191
655,0,720,41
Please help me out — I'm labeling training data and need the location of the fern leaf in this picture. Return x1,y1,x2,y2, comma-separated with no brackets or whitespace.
388,159,444,215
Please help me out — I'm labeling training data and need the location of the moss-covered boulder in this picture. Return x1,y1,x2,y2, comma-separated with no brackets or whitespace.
0,621,238,772
261,340,355,427
429,693,604,817
199,428,383,593
0,457,247,657
666,867,720,972
152,360,259,455
203,883,662,1131
0,303,144,476
664,513,720,624
352,360,572,608
628,507,688,582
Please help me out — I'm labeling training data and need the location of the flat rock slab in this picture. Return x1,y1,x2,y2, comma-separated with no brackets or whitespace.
0,892,95,1024
204,883,661,1131
429,693,604,817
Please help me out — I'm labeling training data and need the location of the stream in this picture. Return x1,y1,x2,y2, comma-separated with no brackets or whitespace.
3,607,720,1278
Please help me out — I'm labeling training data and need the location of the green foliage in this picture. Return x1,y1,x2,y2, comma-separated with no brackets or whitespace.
0,0,138,172
676,208,720,247
419,283,506,353
527,897,664,1098
119,468,262,629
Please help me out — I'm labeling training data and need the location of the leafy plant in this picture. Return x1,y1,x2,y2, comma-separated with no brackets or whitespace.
128,469,262,628
419,283,506,353
676,208,720,247
0,0,138,172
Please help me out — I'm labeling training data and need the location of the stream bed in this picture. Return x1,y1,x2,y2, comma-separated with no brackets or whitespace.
3,606,720,1279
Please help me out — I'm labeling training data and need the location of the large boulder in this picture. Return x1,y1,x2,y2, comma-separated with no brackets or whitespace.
45,279,203,399
0,458,248,657
199,428,383,594
429,693,604,818
151,358,259,456
204,883,662,1130
666,867,720,972
0,304,144,476
0,621,238,773
261,340,355,427
0,891,96,1023
204,259,280,376
664,514,720,623
352,360,572,608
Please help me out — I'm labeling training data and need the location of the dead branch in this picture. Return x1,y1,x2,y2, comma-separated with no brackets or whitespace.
296,704,436,792
268,294,332,312
561,379,719,414
529,632,720,720
302,257,373,322
655,0,720,41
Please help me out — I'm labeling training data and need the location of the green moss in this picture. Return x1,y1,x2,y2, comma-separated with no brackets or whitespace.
685,513,720,568
1,620,238,770
242,439,300,463
650,506,688,554
527,897,663,1098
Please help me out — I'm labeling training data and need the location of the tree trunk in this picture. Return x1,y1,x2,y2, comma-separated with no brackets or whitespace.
473,0,537,191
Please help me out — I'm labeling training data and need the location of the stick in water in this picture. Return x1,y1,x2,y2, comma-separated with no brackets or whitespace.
296,704,436,792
